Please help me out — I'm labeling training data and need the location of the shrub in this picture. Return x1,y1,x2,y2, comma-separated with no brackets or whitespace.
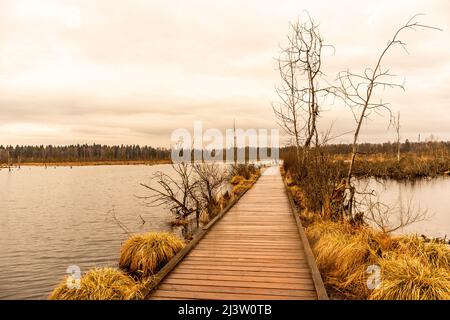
230,164,258,180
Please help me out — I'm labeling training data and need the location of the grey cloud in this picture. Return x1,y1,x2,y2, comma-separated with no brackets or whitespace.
0,0,449,146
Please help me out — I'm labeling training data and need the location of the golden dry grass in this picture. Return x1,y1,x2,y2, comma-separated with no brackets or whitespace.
232,184,249,195
396,236,450,269
119,232,185,279
49,268,141,300
306,220,450,300
230,175,243,185
369,254,450,300
230,173,259,196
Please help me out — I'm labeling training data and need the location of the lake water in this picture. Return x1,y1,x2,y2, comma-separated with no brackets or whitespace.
0,165,448,299
356,177,450,238
0,164,175,300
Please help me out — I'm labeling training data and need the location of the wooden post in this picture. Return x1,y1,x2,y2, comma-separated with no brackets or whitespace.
7,149,11,172
233,119,237,166
396,112,401,163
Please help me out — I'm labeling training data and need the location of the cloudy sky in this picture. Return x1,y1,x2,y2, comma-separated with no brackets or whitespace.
0,0,449,147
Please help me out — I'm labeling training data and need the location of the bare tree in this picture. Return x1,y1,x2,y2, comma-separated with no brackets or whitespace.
336,14,441,218
273,31,303,161
393,112,401,163
140,163,198,220
363,192,428,234
193,163,227,211
140,162,228,232
192,162,227,224
273,14,333,161
7,148,11,172
108,207,132,236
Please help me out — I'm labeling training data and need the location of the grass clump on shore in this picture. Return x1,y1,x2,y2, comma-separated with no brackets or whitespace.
49,268,141,300
230,175,243,185
119,232,185,279
307,221,377,298
305,220,450,300
370,254,450,300
230,169,260,196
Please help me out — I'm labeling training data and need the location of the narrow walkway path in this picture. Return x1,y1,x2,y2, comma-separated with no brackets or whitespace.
150,166,319,300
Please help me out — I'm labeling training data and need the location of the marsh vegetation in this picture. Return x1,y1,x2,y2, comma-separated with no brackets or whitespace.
276,13,449,300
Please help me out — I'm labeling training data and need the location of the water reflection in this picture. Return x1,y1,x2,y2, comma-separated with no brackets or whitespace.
355,177,450,238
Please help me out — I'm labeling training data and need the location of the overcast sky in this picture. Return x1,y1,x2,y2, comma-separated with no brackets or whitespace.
0,0,449,147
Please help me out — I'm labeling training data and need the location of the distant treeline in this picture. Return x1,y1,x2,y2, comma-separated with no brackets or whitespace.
0,145,279,165
324,140,450,155
1,140,449,165
0,144,171,164
280,140,450,158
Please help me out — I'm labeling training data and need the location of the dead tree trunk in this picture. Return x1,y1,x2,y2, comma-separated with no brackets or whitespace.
337,14,440,219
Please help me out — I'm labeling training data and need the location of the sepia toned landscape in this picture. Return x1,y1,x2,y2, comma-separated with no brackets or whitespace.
0,0,449,303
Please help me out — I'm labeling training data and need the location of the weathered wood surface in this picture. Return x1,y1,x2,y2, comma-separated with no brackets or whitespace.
149,166,325,300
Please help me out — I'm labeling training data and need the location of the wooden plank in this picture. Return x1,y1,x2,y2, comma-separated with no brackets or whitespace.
199,239,303,244
181,259,310,268
160,278,314,290
188,252,305,259
170,268,312,278
150,290,311,300
165,273,315,285
176,264,311,273
185,256,307,265
194,244,304,250
154,284,317,298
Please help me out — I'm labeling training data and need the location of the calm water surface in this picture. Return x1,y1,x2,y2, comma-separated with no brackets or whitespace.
0,165,448,299
0,165,174,299
357,177,450,238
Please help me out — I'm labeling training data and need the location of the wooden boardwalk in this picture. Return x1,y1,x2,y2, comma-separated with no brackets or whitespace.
149,166,326,300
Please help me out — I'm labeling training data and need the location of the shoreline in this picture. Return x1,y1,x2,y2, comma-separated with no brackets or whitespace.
0,159,172,168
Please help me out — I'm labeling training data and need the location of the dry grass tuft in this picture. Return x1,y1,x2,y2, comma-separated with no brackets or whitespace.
369,254,450,300
231,173,259,196
396,236,450,269
308,224,373,298
230,175,243,185
119,232,185,278
49,268,140,300
306,220,353,243
306,220,450,300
